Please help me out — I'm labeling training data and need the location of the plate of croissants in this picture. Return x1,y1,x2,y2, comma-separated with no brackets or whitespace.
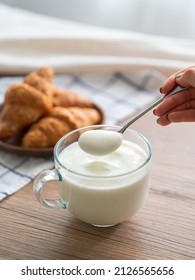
0,67,104,157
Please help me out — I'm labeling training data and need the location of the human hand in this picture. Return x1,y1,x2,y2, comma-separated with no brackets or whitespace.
154,66,195,125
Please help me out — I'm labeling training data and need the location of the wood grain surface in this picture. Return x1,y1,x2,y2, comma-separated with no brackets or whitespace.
0,112,195,260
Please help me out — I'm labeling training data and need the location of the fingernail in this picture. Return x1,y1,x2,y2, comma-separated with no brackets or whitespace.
159,87,163,93
153,109,156,115
157,118,160,124
175,74,182,79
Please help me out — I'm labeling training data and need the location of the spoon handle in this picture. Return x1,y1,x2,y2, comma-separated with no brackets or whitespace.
119,86,189,134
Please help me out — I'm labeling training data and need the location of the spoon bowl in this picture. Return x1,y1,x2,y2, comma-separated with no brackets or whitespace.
78,129,123,156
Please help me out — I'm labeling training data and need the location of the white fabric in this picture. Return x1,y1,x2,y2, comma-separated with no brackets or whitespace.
0,3,195,77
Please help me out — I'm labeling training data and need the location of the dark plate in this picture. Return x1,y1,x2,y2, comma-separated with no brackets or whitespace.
0,103,104,157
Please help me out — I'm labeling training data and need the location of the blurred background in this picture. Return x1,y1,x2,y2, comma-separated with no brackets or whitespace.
0,0,195,40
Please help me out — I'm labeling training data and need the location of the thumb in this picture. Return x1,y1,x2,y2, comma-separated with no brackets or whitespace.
176,67,195,88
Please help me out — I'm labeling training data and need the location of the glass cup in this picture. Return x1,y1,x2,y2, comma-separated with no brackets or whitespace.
33,124,152,227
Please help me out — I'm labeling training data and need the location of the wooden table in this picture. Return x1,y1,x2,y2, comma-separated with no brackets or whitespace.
0,112,195,260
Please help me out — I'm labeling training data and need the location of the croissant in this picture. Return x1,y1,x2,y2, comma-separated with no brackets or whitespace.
24,68,92,108
35,67,54,82
52,89,93,108
22,106,101,148
0,83,52,140
24,72,53,98
25,67,54,82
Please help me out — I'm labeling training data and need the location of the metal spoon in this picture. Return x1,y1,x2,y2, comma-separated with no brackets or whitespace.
78,86,189,156
118,85,189,134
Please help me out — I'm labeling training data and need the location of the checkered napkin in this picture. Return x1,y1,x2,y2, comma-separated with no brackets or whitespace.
0,69,165,201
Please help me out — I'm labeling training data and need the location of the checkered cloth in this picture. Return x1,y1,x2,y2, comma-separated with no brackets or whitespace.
0,69,165,201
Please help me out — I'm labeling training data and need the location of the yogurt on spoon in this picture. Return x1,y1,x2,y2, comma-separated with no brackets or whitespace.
78,130,123,156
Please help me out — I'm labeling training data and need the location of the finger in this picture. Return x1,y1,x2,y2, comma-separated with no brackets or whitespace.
160,66,195,94
154,88,194,116
160,73,177,94
157,109,195,126
175,66,195,88
168,98,195,112
156,114,171,126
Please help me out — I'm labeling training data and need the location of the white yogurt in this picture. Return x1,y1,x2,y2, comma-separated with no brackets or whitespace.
78,130,123,156
58,140,150,226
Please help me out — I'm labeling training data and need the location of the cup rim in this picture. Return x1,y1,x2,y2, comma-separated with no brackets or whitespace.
54,124,152,179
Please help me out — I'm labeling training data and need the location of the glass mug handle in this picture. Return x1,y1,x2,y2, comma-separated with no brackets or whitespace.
33,169,66,209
